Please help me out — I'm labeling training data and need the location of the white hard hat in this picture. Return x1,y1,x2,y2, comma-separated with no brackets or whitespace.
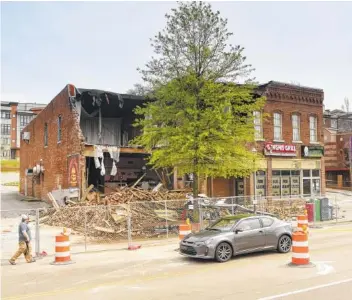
21,214,29,220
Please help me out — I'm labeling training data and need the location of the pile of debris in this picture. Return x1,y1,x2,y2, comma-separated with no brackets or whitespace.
40,188,307,240
40,187,189,239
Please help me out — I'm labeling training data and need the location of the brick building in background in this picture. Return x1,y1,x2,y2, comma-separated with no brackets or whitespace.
324,109,352,189
1,101,46,159
206,81,325,198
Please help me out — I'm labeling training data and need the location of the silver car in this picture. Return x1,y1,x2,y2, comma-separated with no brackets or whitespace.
179,214,293,262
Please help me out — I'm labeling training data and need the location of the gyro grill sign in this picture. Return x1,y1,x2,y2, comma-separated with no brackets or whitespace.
264,143,297,157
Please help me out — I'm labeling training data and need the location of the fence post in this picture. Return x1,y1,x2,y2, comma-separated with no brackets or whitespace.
84,206,87,252
127,213,132,248
199,204,203,230
164,201,169,239
312,198,316,228
231,197,234,215
35,209,40,257
335,195,338,224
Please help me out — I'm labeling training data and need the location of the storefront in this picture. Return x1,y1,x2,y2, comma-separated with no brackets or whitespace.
254,143,324,198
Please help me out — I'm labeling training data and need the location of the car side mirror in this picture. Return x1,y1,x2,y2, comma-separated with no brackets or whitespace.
235,228,243,234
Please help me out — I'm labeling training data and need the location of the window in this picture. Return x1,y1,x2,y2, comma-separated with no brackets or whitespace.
255,171,266,197
272,170,301,197
331,119,337,129
309,116,317,142
44,123,48,147
1,124,11,135
20,115,32,127
2,150,10,158
312,169,320,177
1,111,10,119
292,114,300,141
237,219,261,231
57,115,62,143
253,111,263,139
273,112,282,140
261,217,274,228
1,138,10,145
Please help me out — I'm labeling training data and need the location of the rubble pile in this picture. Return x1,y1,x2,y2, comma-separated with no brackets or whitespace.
40,188,307,240
263,199,306,220
40,188,188,239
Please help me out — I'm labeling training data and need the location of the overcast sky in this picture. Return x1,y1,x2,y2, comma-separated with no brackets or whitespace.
1,1,351,109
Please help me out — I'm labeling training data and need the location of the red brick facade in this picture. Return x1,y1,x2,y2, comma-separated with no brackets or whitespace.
19,85,85,200
20,81,325,201
211,81,325,198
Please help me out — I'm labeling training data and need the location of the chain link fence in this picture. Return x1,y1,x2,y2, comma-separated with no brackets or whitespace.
1,193,351,258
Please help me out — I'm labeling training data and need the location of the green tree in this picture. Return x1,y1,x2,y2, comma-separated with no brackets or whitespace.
134,1,265,196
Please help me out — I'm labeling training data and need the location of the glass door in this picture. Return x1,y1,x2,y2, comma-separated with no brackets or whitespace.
303,179,311,195
312,179,320,195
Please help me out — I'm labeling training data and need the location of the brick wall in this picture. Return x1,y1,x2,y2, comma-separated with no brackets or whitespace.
259,83,324,147
19,85,85,200
211,82,325,197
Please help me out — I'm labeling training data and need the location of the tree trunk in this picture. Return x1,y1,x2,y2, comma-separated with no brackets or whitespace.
192,173,198,198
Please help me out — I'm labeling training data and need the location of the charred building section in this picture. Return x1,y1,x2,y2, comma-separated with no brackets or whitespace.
19,84,170,202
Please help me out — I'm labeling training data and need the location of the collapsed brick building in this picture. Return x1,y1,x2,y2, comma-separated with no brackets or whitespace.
19,81,325,201
19,85,162,202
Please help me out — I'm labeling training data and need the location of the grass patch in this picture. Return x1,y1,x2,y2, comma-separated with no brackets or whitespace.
1,159,20,171
2,181,19,187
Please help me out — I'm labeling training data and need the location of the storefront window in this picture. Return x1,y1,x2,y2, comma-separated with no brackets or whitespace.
312,169,320,177
303,170,310,177
255,171,266,197
272,170,301,197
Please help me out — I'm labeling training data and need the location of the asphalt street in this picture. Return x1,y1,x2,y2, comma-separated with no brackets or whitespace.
1,223,352,300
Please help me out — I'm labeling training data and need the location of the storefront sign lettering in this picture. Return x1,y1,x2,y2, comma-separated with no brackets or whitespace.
264,143,297,157
301,145,324,158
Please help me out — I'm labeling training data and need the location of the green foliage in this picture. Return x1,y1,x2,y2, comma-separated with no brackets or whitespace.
134,74,265,179
134,1,266,195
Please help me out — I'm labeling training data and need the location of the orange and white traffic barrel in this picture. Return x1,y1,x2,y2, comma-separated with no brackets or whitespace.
179,224,191,240
297,215,309,234
51,235,75,265
291,231,310,266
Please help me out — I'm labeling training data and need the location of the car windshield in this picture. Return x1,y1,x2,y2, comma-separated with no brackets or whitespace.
207,218,240,232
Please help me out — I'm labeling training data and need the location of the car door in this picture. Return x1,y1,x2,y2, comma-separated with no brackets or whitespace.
260,217,277,248
233,218,265,254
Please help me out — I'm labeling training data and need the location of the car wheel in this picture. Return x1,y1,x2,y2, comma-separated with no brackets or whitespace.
277,235,292,253
215,242,233,262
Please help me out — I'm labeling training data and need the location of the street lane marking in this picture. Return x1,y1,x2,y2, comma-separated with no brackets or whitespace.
258,278,352,300
3,241,352,300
